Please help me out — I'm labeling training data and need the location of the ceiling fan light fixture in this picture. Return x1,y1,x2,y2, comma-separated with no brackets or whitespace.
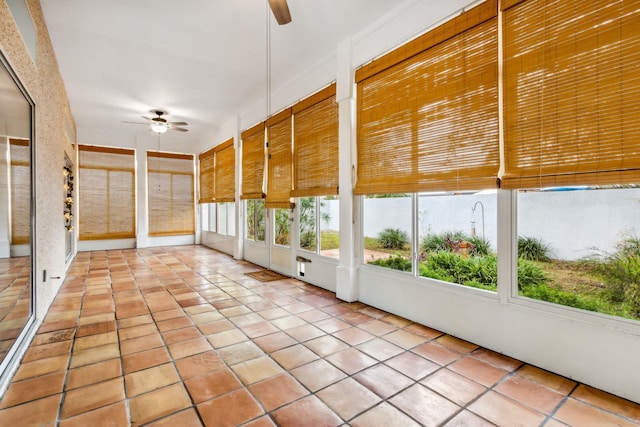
150,121,168,134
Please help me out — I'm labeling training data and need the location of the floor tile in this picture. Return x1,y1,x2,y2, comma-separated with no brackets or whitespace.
357,337,404,361
59,400,129,427
22,339,73,362
285,323,326,342
421,368,486,406
382,329,427,349
125,363,181,397
122,346,171,374
218,341,264,365
385,351,439,380
253,331,297,353
175,350,225,380
0,394,61,426
332,326,375,346
291,359,347,392
231,356,284,385
184,368,242,403
436,335,479,354
66,358,122,390
353,364,413,399
144,408,202,427
248,373,309,411
0,371,65,409
206,329,248,348
495,375,565,414
197,388,264,427
570,384,640,422
271,395,342,427
444,410,496,427
317,377,382,421
449,356,508,387
468,390,546,427
60,377,125,419
412,341,462,365
325,347,377,375
350,402,421,427
120,332,164,355
304,335,349,357
515,365,577,395
390,383,460,426
554,397,638,427
168,336,212,359
271,344,319,370
129,383,192,426
13,354,69,381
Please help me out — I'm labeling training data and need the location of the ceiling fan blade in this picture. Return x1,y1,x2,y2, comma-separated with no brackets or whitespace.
268,0,292,25
141,115,153,121
168,121,188,126
123,121,147,125
170,127,189,132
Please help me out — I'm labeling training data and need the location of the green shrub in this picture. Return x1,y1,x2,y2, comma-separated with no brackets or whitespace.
378,228,409,249
518,236,551,262
469,236,491,256
421,230,470,252
369,255,412,272
521,284,600,312
597,253,640,317
517,258,548,289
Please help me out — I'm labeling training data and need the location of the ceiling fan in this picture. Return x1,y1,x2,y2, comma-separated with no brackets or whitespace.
124,110,188,134
268,0,291,25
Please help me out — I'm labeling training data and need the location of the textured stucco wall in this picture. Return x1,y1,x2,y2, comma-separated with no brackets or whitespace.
1,0,76,318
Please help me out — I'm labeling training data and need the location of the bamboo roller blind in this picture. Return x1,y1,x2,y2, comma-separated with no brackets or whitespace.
9,139,30,245
354,0,499,195
214,138,235,202
292,84,339,197
78,145,136,241
266,109,293,209
241,122,266,200
147,151,195,237
198,147,215,203
502,0,640,188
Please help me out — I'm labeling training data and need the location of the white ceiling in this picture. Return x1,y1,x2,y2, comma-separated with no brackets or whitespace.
39,0,404,151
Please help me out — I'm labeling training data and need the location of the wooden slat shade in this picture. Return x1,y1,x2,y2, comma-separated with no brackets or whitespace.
266,109,293,209
147,151,195,237
354,2,499,195
291,84,339,197
78,144,136,240
241,122,266,200
214,138,235,203
9,139,30,245
198,147,215,203
502,0,640,188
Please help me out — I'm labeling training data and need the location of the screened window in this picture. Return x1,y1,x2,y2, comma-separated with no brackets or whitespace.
147,152,194,237
355,0,499,195
78,145,135,240
246,199,266,242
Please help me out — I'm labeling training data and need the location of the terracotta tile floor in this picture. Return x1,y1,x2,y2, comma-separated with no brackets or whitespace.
1,245,639,427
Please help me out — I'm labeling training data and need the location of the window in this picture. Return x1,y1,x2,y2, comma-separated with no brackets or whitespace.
246,199,265,242
274,208,290,247
363,194,412,270
517,187,640,322
147,152,194,237
218,202,236,236
298,196,338,258
418,191,497,291
9,139,30,244
78,145,136,240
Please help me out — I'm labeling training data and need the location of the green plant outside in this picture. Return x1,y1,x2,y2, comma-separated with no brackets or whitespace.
367,230,640,321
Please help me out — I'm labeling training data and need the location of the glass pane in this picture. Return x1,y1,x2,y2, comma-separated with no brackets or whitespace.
299,196,316,252
363,194,412,271
208,203,216,232
246,199,265,242
319,196,339,258
226,203,236,237
201,204,209,231
418,191,497,291
517,186,640,321
218,202,228,235
274,208,290,247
